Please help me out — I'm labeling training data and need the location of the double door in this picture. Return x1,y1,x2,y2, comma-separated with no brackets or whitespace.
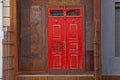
48,8,83,70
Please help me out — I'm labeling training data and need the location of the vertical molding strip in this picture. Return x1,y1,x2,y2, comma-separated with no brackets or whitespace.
10,0,18,79
93,0,102,80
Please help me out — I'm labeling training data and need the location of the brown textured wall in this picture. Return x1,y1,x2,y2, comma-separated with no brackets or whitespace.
2,0,101,80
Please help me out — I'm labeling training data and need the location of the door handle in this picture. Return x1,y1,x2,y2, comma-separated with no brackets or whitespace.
62,42,66,50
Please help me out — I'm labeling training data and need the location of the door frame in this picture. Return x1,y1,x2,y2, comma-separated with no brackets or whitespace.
2,0,101,80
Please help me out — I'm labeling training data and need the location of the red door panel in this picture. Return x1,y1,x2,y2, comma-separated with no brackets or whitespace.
66,17,82,69
48,16,65,69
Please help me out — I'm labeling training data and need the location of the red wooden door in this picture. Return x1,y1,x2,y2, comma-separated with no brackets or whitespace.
66,9,82,69
48,8,82,70
48,8,65,69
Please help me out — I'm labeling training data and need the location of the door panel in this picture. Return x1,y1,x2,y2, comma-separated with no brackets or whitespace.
85,0,94,72
19,0,31,72
48,17,65,69
19,3,47,73
66,17,82,69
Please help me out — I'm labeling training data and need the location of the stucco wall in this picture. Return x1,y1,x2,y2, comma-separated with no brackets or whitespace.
0,1,3,79
101,0,120,75
0,0,10,79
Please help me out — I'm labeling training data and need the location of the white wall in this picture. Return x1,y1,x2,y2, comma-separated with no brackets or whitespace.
0,0,3,79
0,0,10,79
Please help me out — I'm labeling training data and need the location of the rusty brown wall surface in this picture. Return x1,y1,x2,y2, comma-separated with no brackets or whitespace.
3,0,101,80
18,0,96,74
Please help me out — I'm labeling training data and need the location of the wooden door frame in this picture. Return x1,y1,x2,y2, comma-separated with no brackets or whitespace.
2,0,101,80
93,0,101,80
